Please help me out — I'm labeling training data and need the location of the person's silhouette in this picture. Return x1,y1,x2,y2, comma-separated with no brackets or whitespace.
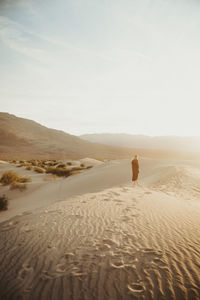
132,155,139,186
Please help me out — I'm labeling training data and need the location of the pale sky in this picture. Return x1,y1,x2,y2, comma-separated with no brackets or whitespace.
0,0,200,136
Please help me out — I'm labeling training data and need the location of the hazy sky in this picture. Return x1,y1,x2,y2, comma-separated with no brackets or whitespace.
0,0,200,136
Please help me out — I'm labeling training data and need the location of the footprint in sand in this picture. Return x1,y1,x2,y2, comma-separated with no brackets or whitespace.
114,199,123,203
111,192,121,196
123,207,132,213
142,248,161,255
2,220,19,231
152,257,167,268
140,248,166,268
121,216,132,222
95,238,118,252
67,214,83,220
121,214,139,223
17,262,33,281
97,243,111,251
51,252,85,278
22,211,32,216
121,188,129,192
127,282,145,295
102,198,110,202
55,252,75,273
102,238,118,248
109,255,124,269
122,252,137,265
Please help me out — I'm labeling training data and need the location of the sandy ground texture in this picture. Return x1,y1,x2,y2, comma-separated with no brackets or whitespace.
0,158,200,300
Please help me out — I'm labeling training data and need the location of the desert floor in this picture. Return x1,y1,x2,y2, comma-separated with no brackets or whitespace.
0,157,200,300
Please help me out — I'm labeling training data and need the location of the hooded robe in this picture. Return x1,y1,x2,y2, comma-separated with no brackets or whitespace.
132,158,139,181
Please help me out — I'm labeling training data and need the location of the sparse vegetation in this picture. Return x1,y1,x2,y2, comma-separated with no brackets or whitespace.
71,167,83,171
46,161,58,167
67,162,72,166
0,194,8,211
0,171,21,185
80,163,85,167
86,165,93,169
34,166,45,173
26,166,32,170
56,163,66,168
45,167,71,177
27,160,37,166
0,171,31,185
17,162,32,168
18,176,31,183
10,182,27,191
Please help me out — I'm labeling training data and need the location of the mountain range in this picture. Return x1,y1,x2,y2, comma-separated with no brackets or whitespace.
0,113,199,160
0,113,136,160
80,133,200,153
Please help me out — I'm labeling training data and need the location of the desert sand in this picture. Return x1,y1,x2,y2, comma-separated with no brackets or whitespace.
0,157,200,300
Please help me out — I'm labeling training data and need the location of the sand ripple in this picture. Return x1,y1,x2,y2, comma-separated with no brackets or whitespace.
0,185,200,300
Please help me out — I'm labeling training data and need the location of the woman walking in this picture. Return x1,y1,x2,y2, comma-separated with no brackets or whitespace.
132,155,139,186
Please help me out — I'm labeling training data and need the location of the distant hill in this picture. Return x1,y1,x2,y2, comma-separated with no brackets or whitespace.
80,133,200,153
0,113,140,160
0,113,199,160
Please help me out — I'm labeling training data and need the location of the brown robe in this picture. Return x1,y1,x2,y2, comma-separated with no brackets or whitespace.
132,158,139,181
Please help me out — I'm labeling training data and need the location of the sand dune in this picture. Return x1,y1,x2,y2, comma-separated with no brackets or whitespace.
0,158,200,299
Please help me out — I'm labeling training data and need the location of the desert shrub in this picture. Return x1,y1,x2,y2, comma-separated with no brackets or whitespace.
46,161,57,167
46,167,71,177
71,167,83,171
27,159,34,164
18,162,32,168
86,165,93,169
0,171,20,185
36,161,45,168
66,162,72,166
28,160,38,166
0,171,31,185
70,169,81,175
34,166,45,173
45,167,54,173
24,163,32,167
26,166,32,170
18,176,31,183
56,163,66,168
80,163,85,168
0,195,8,211
10,182,27,191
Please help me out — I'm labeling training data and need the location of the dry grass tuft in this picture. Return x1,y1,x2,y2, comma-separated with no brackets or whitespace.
45,167,71,177
26,166,32,170
86,165,93,169
0,171,31,185
34,166,45,173
56,163,66,168
0,194,8,211
10,182,27,191
0,171,21,185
